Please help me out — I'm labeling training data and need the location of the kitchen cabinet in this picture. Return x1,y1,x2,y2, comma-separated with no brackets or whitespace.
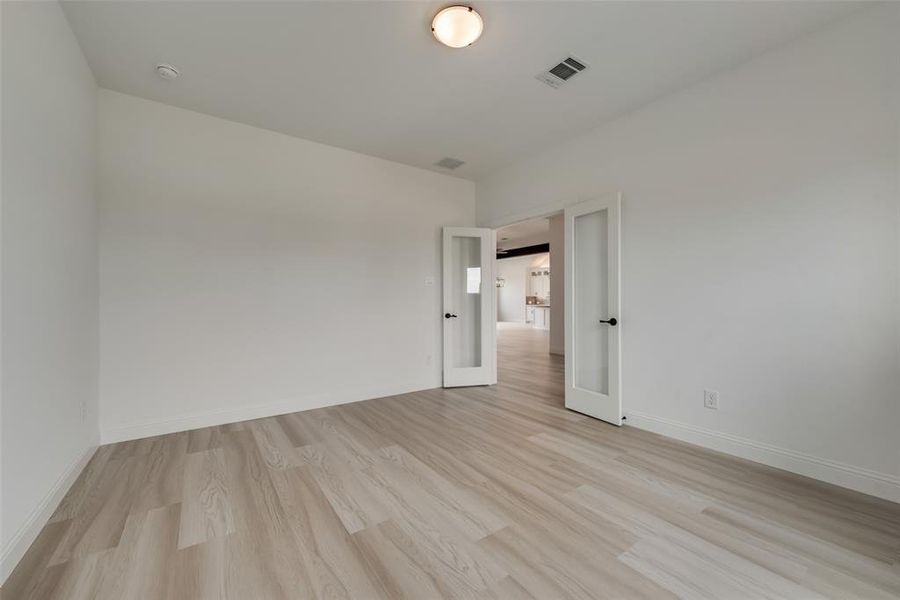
532,306,550,330
529,269,550,300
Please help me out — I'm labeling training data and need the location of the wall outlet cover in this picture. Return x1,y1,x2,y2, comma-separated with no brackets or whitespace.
704,390,720,410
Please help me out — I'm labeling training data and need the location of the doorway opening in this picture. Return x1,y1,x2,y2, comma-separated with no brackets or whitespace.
444,194,621,424
494,214,565,403
489,193,622,425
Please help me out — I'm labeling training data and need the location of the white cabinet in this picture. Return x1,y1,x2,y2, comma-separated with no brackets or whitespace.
526,306,535,323
533,306,550,330
529,270,550,299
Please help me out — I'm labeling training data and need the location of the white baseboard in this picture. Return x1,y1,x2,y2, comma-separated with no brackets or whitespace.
100,377,440,444
624,410,900,504
1,444,97,585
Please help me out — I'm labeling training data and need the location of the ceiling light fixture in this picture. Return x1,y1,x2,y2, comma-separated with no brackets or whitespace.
432,6,483,48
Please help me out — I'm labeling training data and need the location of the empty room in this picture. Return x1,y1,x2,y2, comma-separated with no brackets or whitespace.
2,1,899,598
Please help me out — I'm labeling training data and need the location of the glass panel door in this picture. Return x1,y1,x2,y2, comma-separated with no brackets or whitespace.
564,195,622,425
442,227,495,387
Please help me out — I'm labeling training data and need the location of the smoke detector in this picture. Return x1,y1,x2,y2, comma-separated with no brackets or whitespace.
156,63,180,80
435,157,465,170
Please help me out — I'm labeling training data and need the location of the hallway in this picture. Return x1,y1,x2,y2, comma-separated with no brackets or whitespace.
496,322,564,409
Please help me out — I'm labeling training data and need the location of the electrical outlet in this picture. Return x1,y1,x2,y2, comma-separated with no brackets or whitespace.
704,390,720,410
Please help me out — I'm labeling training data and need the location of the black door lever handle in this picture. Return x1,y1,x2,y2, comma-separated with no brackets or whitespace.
599,318,618,326
444,313,458,319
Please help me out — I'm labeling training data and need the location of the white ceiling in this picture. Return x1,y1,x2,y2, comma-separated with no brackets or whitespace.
497,218,549,250
62,1,864,179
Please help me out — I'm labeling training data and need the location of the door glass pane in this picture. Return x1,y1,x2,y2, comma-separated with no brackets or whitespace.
574,209,608,394
452,235,482,368
466,267,482,294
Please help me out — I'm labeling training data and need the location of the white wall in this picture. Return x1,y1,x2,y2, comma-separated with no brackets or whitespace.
98,91,475,442
478,6,900,501
548,214,565,355
497,253,548,323
1,1,99,581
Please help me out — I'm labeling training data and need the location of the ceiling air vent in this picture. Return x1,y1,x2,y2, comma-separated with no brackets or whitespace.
536,56,588,89
435,157,465,170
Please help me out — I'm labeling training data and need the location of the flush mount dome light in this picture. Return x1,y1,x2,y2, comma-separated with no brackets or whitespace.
432,6,483,48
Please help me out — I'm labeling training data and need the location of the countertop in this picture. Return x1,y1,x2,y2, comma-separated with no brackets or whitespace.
527,304,551,308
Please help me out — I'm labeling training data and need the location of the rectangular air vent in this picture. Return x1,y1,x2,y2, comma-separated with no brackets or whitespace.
536,56,588,89
435,157,465,170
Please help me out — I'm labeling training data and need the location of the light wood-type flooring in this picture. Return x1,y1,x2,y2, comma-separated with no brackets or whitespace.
5,322,900,599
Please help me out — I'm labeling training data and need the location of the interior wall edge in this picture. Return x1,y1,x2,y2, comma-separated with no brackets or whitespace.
625,410,900,504
1,0,101,585
0,445,98,585
99,376,440,445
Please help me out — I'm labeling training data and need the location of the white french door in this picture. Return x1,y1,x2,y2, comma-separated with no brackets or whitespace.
442,227,496,387
564,195,622,425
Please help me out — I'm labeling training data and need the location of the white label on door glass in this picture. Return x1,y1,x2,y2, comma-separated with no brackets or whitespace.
466,267,482,294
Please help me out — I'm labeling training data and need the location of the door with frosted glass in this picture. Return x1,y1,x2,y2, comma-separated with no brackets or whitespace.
564,195,622,424
442,227,496,387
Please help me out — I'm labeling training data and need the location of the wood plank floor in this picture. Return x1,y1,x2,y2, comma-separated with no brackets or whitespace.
5,322,900,599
